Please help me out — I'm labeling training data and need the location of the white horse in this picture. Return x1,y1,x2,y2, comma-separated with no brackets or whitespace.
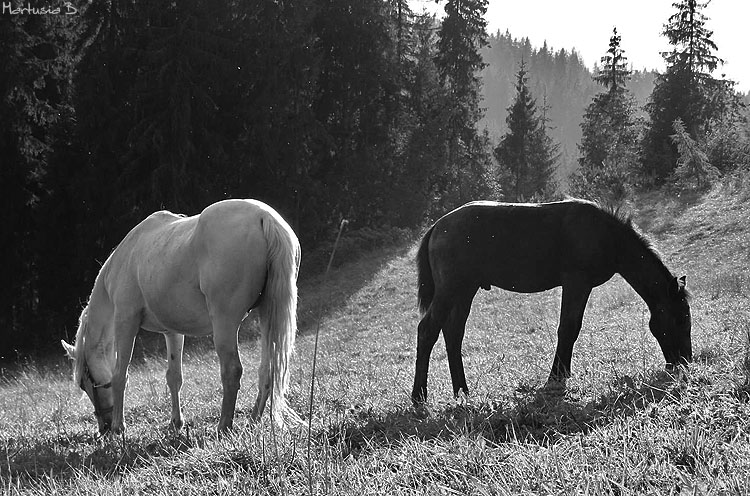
61,199,300,434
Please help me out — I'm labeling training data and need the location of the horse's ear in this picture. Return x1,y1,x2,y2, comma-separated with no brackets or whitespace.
669,276,682,296
61,340,76,359
670,275,687,296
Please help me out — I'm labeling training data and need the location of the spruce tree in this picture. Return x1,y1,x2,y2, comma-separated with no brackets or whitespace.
387,12,451,226
494,62,558,201
642,0,725,182
434,0,491,207
671,118,719,190
574,27,640,203
594,27,630,93
531,94,560,198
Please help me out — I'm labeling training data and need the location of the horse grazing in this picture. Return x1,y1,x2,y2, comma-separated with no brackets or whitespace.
61,199,300,434
412,199,692,404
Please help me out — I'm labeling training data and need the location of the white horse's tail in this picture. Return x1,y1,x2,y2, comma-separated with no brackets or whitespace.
257,210,301,423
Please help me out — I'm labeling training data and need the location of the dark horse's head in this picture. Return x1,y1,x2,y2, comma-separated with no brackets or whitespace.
650,275,692,369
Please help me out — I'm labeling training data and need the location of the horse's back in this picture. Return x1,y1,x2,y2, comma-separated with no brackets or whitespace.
427,199,618,293
192,199,291,274
100,200,284,335
101,209,194,293
191,200,297,321
194,199,290,244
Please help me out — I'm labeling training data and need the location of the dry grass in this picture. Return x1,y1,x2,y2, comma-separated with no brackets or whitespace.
2,183,750,494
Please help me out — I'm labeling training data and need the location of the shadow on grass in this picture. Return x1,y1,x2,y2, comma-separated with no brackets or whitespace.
0,369,710,485
1,427,204,483
331,369,683,458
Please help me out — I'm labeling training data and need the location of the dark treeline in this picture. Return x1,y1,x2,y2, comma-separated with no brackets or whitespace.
2,0,749,360
1,0,494,359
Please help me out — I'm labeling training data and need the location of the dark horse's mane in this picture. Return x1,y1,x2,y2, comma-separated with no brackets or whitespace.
600,202,660,256
597,201,691,299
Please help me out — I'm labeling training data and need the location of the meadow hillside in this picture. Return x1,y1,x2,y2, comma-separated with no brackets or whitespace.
2,181,750,495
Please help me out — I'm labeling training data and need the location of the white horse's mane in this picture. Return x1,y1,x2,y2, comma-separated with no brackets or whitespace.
70,306,89,386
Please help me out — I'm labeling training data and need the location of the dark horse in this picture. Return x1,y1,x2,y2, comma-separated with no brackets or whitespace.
412,199,692,404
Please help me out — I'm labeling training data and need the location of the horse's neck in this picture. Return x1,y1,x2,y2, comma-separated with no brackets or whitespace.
83,288,112,359
616,232,671,310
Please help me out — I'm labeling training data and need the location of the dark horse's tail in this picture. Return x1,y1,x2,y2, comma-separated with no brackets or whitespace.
417,224,436,315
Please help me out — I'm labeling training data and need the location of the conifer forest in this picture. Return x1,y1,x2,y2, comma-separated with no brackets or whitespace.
1,0,749,360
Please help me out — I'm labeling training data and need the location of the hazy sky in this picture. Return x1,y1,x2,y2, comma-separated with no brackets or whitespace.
409,0,749,93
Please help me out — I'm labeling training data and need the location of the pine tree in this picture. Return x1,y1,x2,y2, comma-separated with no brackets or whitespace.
494,63,558,201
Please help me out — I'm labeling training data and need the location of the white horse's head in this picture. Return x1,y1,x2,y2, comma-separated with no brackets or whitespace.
62,307,114,434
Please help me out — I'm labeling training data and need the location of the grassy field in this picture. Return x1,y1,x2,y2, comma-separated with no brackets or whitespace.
2,180,750,495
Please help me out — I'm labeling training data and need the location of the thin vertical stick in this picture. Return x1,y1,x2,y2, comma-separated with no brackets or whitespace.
307,219,347,496
269,341,287,496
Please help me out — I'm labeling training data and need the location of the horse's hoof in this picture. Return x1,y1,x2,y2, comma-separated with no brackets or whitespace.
665,362,689,373
411,389,428,407
412,402,430,419
543,378,567,394
216,422,233,436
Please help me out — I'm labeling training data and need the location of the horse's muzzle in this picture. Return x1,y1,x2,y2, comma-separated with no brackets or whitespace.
98,420,112,435
95,409,113,435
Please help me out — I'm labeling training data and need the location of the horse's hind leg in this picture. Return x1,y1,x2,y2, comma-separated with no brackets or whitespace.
549,279,593,383
443,292,476,399
211,314,243,433
164,332,185,431
411,296,450,405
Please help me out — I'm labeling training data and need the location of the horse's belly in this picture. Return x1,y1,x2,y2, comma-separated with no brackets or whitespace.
141,309,212,336
487,260,561,293
491,275,559,293
140,285,213,335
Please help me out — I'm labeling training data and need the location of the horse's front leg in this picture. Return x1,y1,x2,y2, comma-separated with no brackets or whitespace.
549,280,592,383
164,332,185,431
111,316,140,435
